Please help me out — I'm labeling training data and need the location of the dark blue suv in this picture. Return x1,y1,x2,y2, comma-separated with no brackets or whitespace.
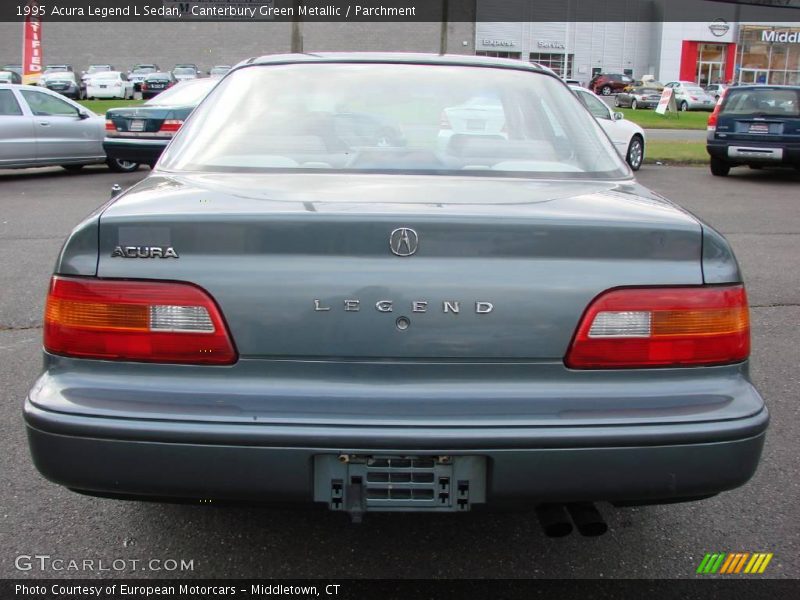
707,85,800,176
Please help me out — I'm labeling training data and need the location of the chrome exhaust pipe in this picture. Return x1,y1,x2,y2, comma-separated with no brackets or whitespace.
566,502,608,537
535,503,573,538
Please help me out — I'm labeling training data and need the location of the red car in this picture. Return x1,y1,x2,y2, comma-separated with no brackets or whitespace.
589,73,634,96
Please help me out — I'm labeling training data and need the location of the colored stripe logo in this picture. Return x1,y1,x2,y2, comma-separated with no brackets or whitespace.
697,552,773,574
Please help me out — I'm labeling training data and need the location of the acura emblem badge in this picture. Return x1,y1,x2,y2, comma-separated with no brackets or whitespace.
390,228,419,257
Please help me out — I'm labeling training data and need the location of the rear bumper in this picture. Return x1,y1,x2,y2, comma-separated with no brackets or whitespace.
707,140,800,165
104,138,168,165
24,399,768,506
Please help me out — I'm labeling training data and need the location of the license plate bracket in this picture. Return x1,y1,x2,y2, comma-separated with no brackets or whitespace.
129,119,145,132
314,454,486,517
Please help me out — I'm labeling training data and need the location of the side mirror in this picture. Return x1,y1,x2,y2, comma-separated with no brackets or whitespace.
77,109,90,120
612,112,624,121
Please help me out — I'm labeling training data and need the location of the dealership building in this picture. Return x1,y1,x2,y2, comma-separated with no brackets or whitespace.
475,20,800,86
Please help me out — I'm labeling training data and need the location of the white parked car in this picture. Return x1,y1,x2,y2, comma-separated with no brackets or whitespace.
437,94,508,153
664,81,716,111
86,71,134,100
571,86,646,171
0,84,139,172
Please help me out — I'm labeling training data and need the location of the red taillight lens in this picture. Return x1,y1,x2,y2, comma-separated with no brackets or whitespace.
105,119,116,132
44,276,237,365
565,285,749,369
707,88,727,131
141,82,148,91
159,119,184,133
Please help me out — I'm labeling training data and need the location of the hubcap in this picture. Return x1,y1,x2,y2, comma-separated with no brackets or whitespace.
628,140,643,168
116,160,136,170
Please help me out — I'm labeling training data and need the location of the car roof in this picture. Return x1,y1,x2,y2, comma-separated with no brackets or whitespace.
726,85,800,90
239,52,552,76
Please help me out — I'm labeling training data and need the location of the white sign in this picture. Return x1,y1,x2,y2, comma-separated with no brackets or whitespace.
537,40,566,49
762,30,800,43
481,39,516,47
655,88,675,115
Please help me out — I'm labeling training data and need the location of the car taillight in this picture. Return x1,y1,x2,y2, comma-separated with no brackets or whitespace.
44,276,237,365
439,111,451,130
707,88,728,132
141,82,148,90
565,285,749,369
691,96,698,101
159,119,184,133
104,119,116,132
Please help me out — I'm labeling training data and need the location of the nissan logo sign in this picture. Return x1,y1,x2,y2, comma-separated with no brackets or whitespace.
709,19,730,37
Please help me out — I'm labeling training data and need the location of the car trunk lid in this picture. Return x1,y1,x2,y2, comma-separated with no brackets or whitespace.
95,173,703,360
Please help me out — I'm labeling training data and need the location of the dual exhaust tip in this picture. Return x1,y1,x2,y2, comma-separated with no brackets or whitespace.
535,502,608,538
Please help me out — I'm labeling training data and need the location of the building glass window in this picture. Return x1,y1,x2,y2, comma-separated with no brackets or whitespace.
696,43,727,86
529,53,574,78
737,25,800,86
475,51,522,60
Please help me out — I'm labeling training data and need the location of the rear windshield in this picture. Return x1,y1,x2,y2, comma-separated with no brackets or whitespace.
160,63,628,178
133,67,156,73
145,79,216,106
93,72,120,80
723,88,799,117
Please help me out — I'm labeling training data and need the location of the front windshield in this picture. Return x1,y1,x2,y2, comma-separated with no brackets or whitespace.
161,63,628,178
145,79,216,106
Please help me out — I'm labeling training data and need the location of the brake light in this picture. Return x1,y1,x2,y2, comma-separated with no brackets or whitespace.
565,285,749,369
104,119,116,132
44,276,237,365
159,119,184,133
141,82,148,91
707,88,728,132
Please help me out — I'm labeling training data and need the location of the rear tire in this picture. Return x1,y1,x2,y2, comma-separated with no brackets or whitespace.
680,101,689,112
626,135,644,171
710,157,730,177
106,158,140,173
61,164,84,173
631,99,638,110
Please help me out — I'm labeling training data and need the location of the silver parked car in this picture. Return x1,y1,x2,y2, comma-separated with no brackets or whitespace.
25,55,766,534
0,84,139,172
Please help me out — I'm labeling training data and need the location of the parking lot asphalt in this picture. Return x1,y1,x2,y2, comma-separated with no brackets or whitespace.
0,164,798,579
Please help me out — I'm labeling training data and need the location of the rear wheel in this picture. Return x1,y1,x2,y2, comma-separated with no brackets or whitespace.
614,95,620,107
601,85,612,96
61,164,84,173
106,158,140,173
710,157,730,177
626,135,644,171
680,101,689,112
631,99,638,110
